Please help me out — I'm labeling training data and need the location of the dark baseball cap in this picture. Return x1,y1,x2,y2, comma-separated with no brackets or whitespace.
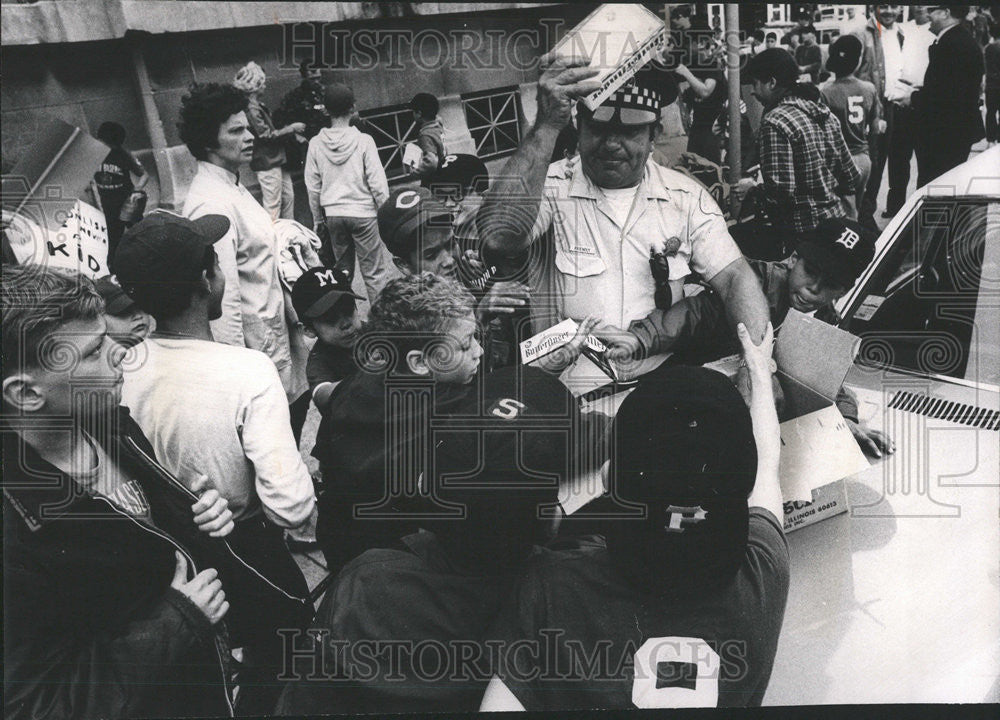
795,218,877,290
114,210,230,296
377,187,453,257
826,34,863,75
604,365,758,597
291,266,362,320
425,154,490,198
427,366,579,567
745,48,800,87
93,275,136,315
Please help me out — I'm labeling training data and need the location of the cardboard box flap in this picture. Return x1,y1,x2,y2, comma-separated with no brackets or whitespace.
775,309,860,403
776,373,870,501
777,368,830,422
550,4,667,112
3,118,109,227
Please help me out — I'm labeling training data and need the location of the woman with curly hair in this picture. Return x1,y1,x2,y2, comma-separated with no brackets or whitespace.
178,82,309,435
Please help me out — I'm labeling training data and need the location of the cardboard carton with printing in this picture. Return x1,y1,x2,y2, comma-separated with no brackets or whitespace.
525,311,869,531
2,118,111,277
704,309,870,531
519,318,638,401
550,3,668,112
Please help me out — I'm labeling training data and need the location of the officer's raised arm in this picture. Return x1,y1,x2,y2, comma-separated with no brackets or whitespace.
477,52,600,258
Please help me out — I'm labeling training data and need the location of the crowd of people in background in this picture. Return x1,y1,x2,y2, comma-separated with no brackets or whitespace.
678,4,992,235
7,3,997,717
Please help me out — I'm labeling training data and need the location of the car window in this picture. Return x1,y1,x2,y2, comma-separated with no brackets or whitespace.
971,202,1000,386
846,198,996,383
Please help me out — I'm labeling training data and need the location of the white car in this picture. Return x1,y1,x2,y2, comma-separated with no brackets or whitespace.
765,147,1000,704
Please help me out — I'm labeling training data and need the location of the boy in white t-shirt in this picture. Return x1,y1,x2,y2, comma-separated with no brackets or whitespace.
115,210,315,714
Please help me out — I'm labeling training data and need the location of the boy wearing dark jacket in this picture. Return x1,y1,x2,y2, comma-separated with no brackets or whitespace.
616,218,894,458
291,266,364,413
279,366,576,714
313,272,483,572
2,266,235,719
409,92,447,181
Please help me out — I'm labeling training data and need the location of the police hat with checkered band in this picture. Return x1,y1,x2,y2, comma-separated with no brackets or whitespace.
795,218,877,290
580,59,680,126
604,364,757,597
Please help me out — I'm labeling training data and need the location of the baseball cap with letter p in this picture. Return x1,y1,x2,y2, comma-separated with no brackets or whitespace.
604,365,758,597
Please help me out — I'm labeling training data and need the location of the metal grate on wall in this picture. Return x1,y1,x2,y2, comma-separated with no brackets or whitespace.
888,391,1000,431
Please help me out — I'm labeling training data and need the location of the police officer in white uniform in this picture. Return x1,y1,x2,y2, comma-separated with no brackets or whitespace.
478,53,769,379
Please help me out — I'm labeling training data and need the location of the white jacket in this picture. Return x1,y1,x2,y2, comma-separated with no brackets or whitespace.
304,126,389,224
183,161,301,399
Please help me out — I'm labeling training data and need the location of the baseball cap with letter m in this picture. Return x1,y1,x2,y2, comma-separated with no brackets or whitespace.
291,267,362,320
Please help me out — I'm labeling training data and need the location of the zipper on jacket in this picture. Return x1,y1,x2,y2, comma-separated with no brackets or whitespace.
93,495,236,717
123,436,310,604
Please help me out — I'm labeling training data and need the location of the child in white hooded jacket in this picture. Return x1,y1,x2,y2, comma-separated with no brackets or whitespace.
305,82,395,305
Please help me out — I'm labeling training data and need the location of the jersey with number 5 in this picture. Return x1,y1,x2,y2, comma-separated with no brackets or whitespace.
821,77,880,155
489,509,789,709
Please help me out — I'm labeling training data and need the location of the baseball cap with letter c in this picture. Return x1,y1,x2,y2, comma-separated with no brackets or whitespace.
377,187,454,258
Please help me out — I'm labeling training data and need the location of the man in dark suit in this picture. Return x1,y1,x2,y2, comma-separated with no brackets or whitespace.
912,6,986,186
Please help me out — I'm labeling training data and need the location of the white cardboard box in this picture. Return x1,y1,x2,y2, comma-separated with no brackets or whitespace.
704,310,869,530
550,4,667,112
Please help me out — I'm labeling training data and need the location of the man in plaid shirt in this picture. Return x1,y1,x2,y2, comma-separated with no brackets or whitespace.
735,49,861,252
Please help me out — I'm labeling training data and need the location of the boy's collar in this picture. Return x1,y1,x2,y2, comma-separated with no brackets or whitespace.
1,408,136,530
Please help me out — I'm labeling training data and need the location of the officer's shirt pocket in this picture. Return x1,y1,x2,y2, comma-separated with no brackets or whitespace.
554,239,606,278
